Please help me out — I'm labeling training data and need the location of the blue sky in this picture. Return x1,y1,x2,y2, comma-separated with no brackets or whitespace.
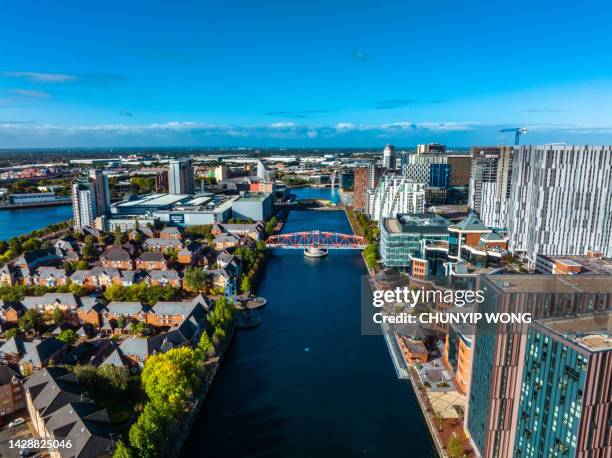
2,0,612,148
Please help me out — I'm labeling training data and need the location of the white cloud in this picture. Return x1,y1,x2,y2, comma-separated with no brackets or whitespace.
3,72,77,83
3,120,612,148
269,122,295,128
10,89,51,98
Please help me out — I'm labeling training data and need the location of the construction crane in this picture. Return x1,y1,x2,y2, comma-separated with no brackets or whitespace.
500,127,527,145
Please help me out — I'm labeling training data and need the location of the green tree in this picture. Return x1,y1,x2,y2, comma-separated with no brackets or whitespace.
448,434,463,458
240,276,251,293
128,403,170,458
22,238,42,252
52,307,66,324
97,365,130,390
117,316,127,329
197,332,212,356
69,282,89,296
82,241,97,260
131,321,148,336
256,240,266,252
264,216,277,235
73,260,90,270
141,347,202,414
4,328,22,339
19,309,44,335
183,267,207,293
57,329,78,345
105,284,127,302
112,440,133,458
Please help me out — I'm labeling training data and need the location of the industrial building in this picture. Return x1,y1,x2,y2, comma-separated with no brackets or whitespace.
231,192,273,221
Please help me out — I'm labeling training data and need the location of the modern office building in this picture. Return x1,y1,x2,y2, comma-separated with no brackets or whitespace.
379,213,451,271
508,145,612,264
72,169,110,230
353,164,381,212
168,158,195,194
466,275,612,458
382,144,398,170
379,212,507,275
370,175,425,222
514,313,611,458
468,146,513,229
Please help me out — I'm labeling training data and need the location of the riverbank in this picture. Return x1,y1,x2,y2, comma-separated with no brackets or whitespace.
171,326,236,458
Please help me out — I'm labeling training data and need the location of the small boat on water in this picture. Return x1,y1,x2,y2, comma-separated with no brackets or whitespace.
304,246,328,258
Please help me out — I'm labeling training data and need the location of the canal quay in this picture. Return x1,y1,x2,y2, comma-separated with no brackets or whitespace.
182,188,436,458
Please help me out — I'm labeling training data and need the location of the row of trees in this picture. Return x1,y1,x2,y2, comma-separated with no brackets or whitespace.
115,298,235,458
353,211,379,243
0,282,92,302
363,242,379,269
103,283,181,305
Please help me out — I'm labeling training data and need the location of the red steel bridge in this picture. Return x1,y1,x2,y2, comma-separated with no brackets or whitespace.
266,230,367,249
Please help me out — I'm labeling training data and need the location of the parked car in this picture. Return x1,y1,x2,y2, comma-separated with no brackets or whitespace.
9,417,25,427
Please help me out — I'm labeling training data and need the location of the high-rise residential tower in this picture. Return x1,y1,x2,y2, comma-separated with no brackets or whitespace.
72,169,111,230
168,158,195,194
468,146,513,229
382,144,398,170
353,164,382,212
507,145,612,263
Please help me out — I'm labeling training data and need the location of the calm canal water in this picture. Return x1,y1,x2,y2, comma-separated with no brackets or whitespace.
0,204,72,240
182,189,435,457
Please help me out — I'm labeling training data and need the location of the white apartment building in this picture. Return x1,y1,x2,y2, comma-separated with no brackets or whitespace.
508,145,612,263
369,175,425,222
72,169,111,230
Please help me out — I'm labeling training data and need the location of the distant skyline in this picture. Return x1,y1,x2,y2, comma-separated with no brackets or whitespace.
3,0,612,147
